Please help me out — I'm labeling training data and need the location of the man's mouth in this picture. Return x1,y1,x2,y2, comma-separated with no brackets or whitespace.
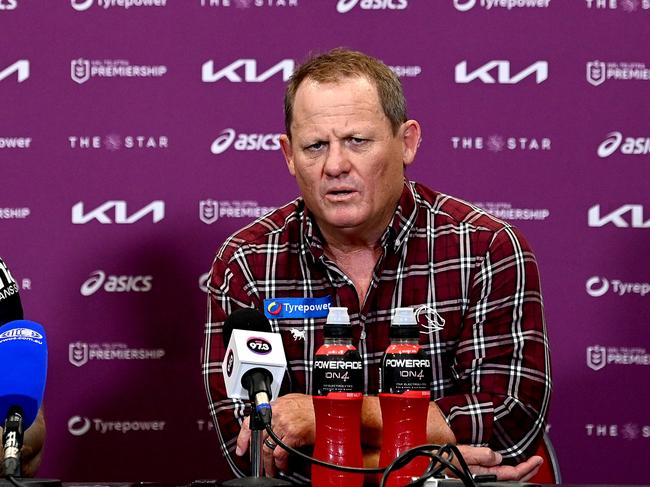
325,188,357,200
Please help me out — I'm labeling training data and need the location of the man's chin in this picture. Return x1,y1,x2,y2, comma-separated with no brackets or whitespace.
321,214,366,231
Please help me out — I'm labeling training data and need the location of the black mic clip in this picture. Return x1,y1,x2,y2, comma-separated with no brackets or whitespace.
2,407,24,478
242,369,273,428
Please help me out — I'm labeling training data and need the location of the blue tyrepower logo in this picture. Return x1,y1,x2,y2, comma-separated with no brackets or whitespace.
263,296,332,319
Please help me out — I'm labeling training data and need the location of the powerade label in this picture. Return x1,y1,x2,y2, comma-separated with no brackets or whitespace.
263,296,332,320
380,344,432,394
313,345,363,396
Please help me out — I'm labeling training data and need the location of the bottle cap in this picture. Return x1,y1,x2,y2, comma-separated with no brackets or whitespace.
389,307,419,339
324,307,352,338
326,307,350,325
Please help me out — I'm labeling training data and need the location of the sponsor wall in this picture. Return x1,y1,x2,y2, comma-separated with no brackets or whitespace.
1,0,648,484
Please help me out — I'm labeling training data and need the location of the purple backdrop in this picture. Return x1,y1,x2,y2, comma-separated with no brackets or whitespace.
1,0,648,484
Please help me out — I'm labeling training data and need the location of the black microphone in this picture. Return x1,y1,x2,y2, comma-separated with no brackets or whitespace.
222,308,287,426
0,320,47,478
220,309,291,486
0,257,23,326
0,258,62,487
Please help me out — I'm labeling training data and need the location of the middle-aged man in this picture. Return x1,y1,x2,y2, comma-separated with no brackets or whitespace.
203,48,551,484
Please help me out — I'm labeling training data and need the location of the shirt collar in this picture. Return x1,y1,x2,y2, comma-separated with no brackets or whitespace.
300,180,419,258
386,180,418,252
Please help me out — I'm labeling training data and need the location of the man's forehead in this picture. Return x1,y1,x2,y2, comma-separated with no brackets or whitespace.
292,76,383,118
295,75,379,102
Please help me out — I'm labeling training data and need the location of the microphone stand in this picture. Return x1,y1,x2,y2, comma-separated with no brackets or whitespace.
1,409,61,487
222,406,291,487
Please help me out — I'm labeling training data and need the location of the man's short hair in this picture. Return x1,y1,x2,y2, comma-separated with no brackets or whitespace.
284,48,407,138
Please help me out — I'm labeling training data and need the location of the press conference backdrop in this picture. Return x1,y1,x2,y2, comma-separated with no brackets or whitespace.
1,0,648,483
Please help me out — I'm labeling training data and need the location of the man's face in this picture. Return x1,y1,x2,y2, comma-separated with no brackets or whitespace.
280,76,419,242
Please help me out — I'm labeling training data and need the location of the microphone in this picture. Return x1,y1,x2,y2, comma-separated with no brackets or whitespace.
221,308,287,426
0,257,23,326
0,320,47,477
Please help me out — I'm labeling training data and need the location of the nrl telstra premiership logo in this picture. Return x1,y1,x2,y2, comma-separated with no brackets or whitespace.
586,60,606,86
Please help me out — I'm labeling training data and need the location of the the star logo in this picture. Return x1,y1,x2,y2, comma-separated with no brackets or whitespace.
621,0,639,12
104,134,122,151
487,134,505,152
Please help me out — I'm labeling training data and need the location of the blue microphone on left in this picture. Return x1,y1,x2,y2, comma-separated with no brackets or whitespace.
0,320,47,477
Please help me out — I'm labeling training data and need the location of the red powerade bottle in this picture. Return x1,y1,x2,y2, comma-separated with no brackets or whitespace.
379,307,433,487
312,307,364,487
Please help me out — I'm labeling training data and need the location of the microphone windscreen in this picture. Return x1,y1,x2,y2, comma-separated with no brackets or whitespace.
222,308,272,347
0,320,47,428
0,258,23,326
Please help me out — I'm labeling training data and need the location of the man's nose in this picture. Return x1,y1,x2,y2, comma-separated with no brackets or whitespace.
323,141,351,177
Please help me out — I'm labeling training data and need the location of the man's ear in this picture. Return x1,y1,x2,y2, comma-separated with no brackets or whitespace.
280,134,296,176
401,120,421,168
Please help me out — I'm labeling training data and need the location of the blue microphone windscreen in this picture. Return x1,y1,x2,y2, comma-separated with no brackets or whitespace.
0,320,48,428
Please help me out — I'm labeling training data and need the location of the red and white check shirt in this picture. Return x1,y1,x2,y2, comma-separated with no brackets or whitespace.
203,181,551,479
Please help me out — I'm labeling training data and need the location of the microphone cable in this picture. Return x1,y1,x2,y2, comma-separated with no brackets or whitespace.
5,475,29,487
264,425,481,486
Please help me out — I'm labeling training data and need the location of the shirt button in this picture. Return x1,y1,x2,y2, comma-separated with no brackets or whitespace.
360,330,366,340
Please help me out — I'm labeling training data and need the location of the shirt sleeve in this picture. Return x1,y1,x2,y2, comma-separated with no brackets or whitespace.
434,225,552,463
202,248,260,478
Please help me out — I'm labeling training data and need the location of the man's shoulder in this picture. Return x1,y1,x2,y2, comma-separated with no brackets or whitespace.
216,198,304,262
412,182,512,234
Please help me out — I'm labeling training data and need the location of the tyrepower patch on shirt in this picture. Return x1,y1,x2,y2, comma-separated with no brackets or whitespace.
263,296,332,320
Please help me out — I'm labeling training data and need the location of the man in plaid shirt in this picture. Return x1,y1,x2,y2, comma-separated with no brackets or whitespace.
204,48,551,483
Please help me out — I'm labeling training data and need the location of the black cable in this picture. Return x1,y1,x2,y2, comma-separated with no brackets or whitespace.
265,424,480,486
6,475,29,487
265,425,385,474
379,446,469,487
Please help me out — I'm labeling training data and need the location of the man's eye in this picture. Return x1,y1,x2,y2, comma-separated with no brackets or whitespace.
306,142,326,151
348,137,367,145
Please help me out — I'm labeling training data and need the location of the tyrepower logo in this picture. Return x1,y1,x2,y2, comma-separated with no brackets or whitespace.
588,204,649,228
0,60,29,83
336,0,408,14
80,270,153,296
454,0,551,11
597,132,650,158
70,0,167,11
455,60,548,84
586,276,650,298
0,0,17,10
0,137,32,149
210,128,280,155
202,59,294,83
68,416,166,436
72,201,165,224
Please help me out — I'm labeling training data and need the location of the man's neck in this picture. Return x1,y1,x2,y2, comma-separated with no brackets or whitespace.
321,232,384,305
